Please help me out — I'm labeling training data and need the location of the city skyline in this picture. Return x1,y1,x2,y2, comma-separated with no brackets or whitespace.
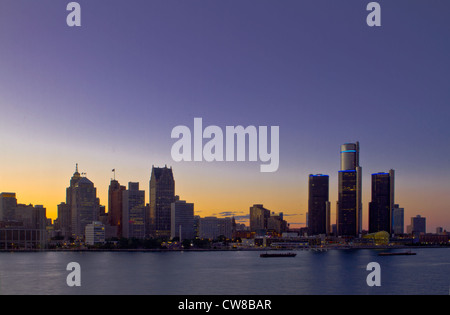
1,149,446,234
1,1,449,232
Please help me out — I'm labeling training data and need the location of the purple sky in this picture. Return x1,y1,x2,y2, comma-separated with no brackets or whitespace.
0,0,449,230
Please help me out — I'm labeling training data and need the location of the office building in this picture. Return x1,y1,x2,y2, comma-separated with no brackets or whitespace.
249,204,270,233
71,174,99,240
15,204,47,230
0,193,17,221
337,142,362,237
56,164,83,237
392,204,404,235
368,170,395,234
149,166,176,238
85,221,105,245
267,212,289,235
122,182,146,239
108,179,126,238
408,215,426,236
171,200,194,240
198,216,232,240
308,174,330,235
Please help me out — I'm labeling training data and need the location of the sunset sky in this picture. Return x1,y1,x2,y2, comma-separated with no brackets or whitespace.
0,0,449,232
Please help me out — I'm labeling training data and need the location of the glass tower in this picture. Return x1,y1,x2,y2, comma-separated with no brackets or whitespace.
337,142,362,237
308,174,330,236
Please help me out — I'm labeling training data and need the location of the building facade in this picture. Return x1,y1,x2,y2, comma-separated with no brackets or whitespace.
308,174,330,236
171,200,194,240
368,171,394,234
148,166,176,239
249,204,270,233
122,182,146,239
85,221,105,245
337,142,362,237
71,176,99,240
0,193,17,221
108,179,126,238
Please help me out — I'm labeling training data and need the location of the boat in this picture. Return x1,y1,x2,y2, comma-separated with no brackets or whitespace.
378,251,416,256
260,252,297,258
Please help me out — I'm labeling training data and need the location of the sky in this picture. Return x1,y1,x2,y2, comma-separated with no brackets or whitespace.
0,0,449,232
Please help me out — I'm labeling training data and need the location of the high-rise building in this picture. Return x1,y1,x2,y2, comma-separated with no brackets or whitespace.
171,200,194,240
148,166,175,239
267,212,288,235
0,193,17,221
57,202,71,239
409,215,426,236
15,204,47,230
57,164,82,238
71,175,99,240
198,216,233,240
108,179,126,237
85,221,105,245
249,204,270,233
308,174,330,236
122,182,146,239
337,142,362,237
392,204,404,235
368,170,395,234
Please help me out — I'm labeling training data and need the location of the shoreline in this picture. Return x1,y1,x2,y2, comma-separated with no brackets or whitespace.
0,245,448,253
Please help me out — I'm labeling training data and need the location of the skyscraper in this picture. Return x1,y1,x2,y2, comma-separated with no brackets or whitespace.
148,166,175,239
57,164,82,237
171,200,194,240
392,204,404,235
0,193,17,221
337,142,362,237
308,174,330,236
369,171,395,234
71,174,99,240
122,182,146,239
108,179,126,237
249,204,270,233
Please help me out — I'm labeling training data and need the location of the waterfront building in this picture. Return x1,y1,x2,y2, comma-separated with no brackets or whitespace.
108,179,126,238
0,193,17,221
148,166,176,239
267,212,288,235
171,200,194,240
368,170,395,234
198,216,233,240
249,204,270,234
392,204,404,235
408,215,426,236
15,204,47,230
122,182,146,239
308,174,330,236
56,164,82,238
337,142,362,237
85,221,105,245
71,175,100,240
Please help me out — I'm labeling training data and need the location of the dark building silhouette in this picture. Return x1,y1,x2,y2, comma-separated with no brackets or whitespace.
56,164,82,239
308,174,330,236
122,182,146,239
71,173,99,240
0,193,17,221
108,179,126,237
369,171,394,234
249,204,270,234
337,142,362,237
148,166,175,239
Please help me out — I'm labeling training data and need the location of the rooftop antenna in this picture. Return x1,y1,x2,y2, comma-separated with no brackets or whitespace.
75,163,79,173
112,169,116,181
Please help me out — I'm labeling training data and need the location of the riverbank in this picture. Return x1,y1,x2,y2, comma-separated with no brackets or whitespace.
1,244,448,253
